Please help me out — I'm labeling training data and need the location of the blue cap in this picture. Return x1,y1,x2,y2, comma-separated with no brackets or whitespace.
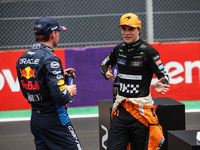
34,16,67,35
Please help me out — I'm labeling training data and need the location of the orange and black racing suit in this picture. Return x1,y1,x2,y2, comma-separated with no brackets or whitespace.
100,38,169,150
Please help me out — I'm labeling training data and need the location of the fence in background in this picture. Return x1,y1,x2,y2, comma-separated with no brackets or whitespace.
0,0,200,50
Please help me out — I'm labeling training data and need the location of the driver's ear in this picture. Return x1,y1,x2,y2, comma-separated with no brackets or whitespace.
50,31,56,40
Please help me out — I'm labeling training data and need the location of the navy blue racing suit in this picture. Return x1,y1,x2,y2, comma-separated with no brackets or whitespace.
16,43,82,150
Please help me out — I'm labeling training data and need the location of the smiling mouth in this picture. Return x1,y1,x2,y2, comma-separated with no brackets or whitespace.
125,37,131,40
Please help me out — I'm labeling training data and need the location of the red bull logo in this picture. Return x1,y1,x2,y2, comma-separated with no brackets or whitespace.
20,66,35,79
21,80,40,90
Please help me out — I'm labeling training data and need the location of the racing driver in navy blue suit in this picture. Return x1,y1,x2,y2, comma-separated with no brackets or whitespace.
16,16,82,150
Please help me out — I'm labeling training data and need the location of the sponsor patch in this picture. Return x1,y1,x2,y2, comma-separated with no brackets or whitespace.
57,79,65,85
155,59,162,66
130,61,142,67
153,55,160,61
127,48,135,52
158,64,164,70
32,43,41,49
101,56,110,65
27,93,43,102
27,51,36,55
19,58,40,65
133,55,142,59
117,58,126,65
56,75,64,80
59,85,66,91
119,73,142,80
51,61,60,68
51,26,58,31
53,70,62,74
118,53,127,58
20,66,35,79
20,80,40,90
140,44,147,49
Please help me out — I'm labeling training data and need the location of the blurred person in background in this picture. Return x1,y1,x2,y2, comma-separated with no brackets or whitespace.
16,16,82,150
100,13,170,150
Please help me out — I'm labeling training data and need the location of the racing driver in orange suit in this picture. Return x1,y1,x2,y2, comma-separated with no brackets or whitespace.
100,13,170,150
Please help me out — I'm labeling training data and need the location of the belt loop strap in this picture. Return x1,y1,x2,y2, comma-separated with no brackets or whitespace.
139,104,144,115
